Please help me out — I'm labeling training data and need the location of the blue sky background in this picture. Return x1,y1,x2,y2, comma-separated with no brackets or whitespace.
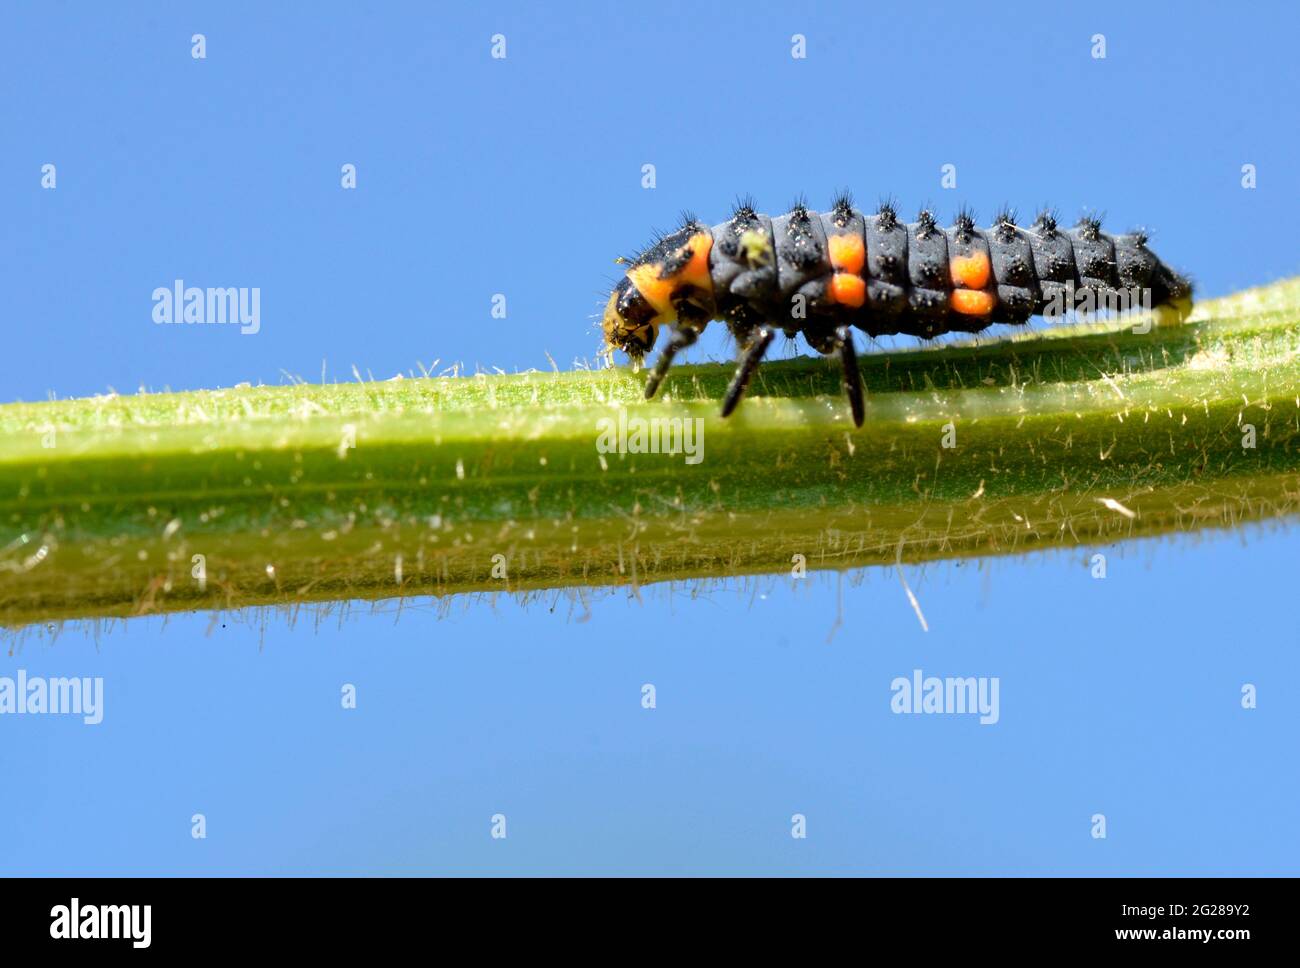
1,0,1297,874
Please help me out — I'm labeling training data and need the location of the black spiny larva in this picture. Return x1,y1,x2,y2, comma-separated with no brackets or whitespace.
602,195,1192,427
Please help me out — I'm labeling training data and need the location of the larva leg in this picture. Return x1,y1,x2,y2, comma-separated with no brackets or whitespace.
721,327,775,418
837,326,865,428
644,294,710,399
643,325,698,400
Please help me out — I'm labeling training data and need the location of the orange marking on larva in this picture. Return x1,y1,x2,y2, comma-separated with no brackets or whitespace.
950,251,991,289
679,231,715,295
626,264,676,316
951,288,996,316
828,234,865,275
830,272,866,308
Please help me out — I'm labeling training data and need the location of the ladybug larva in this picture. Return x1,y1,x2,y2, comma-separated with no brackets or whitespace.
602,193,1192,427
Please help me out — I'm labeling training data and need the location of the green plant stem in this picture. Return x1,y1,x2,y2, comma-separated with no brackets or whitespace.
3,278,1299,628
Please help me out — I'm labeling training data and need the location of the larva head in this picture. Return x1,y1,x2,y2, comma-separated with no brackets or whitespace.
602,275,660,361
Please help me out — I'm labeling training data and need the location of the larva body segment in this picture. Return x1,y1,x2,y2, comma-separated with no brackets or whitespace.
602,198,1192,426
987,215,1037,326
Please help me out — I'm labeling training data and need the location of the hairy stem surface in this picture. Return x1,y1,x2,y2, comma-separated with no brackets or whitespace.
2,279,1299,628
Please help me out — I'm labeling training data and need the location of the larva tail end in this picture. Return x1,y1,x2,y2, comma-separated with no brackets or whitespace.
1151,295,1193,329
